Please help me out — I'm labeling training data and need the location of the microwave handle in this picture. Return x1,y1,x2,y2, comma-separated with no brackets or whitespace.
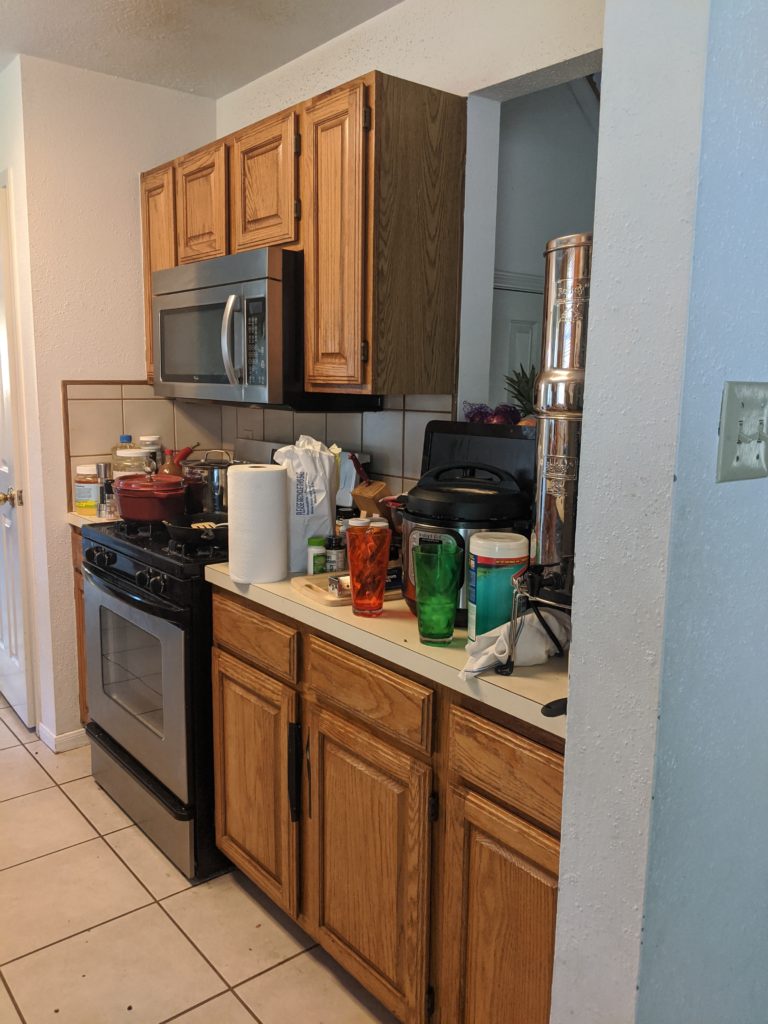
221,293,242,385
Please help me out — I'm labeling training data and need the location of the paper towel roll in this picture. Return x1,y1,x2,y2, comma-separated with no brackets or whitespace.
228,464,289,584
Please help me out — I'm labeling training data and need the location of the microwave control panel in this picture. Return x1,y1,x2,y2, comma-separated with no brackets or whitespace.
246,298,266,387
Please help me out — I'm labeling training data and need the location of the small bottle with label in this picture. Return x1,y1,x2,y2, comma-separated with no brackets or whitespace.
74,465,100,516
324,536,347,573
307,536,327,575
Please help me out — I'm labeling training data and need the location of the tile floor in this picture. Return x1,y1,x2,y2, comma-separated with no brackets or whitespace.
0,699,397,1024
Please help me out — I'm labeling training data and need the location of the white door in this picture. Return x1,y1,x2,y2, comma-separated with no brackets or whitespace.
0,181,32,725
488,287,544,409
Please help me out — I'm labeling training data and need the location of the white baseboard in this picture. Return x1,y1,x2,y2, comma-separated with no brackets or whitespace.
38,722,88,753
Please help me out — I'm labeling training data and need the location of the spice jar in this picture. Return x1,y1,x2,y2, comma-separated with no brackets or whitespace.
74,465,100,516
324,535,347,573
307,536,327,575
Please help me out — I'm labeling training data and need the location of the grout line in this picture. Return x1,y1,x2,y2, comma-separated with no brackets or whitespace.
0,969,28,1024
0,834,99,876
230,986,264,1023
0,783,55,805
155,900,233,989
233,943,319,990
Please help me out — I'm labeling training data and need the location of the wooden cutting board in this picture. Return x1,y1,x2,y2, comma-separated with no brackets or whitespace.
290,571,401,607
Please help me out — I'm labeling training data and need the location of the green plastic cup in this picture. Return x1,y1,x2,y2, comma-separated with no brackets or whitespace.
413,542,463,646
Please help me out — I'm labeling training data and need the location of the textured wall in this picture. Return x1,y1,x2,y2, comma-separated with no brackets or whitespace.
18,56,215,742
215,0,604,134
550,2,710,1021
636,2,768,1020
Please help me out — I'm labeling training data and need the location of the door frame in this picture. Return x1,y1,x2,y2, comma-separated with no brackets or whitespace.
0,170,37,727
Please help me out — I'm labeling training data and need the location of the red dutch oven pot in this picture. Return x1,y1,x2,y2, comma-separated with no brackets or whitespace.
113,474,187,522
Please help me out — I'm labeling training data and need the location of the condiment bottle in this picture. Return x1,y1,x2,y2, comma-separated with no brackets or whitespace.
74,465,100,516
324,535,347,573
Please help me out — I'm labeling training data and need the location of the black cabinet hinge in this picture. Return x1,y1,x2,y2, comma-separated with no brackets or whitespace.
294,132,301,155
362,105,372,130
361,339,369,363
426,985,436,1017
428,792,439,822
294,198,302,221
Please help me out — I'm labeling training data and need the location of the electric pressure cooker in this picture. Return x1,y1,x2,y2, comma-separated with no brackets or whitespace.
401,464,532,625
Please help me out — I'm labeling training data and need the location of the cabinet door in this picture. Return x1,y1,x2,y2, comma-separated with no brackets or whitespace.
212,649,299,916
306,705,431,1023
303,82,367,389
231,110,298,251
175,141,228,263
441,785,559,1024
140,164,176,382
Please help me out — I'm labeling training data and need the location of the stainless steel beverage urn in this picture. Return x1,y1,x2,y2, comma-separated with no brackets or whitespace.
531,232,592,594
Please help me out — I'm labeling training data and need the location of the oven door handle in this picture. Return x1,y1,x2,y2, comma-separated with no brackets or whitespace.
81,564,188,626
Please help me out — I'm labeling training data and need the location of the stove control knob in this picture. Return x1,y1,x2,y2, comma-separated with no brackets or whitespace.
135,569,150,588
84,546,98,564
148,573,167,595
93,548,112,568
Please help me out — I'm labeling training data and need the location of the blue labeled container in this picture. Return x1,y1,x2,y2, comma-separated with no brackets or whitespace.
467,532,529,641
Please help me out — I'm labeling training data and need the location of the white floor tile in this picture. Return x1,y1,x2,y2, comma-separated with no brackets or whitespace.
0,982,22,1023
0,746,55,802
3,905,225,1024
0,708,36,744
0,721,19,751
0,787,96,869
0,838,151,964
106,826,191,900
26,740,91,784
162,872,313,985
236,947,398,1024
0,693,9,709
165,991,256,1023
61,776,132,834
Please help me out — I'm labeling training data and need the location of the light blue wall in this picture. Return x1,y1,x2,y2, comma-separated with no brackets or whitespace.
637,2,768,1021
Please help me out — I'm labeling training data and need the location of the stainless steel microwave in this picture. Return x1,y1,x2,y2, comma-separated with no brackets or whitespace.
152,247,301,404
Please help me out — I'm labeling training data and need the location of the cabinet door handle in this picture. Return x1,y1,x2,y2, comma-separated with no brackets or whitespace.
305,734,312,820
287,722,301,822
220,293,242,385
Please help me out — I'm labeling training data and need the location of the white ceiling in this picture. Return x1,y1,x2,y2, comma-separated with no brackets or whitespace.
0,0,403,98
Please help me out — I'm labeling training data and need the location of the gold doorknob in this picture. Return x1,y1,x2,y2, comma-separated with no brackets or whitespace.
0,489,17,507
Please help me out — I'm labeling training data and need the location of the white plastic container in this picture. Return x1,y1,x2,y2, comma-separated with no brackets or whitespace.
467,532,529,641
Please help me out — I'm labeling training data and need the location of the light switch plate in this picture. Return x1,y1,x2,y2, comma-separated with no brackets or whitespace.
716,381,768,482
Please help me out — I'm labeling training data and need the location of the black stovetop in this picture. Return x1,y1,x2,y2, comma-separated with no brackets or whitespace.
81,520,228,579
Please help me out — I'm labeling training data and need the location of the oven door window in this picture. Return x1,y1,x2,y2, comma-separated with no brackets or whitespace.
100,607,164,737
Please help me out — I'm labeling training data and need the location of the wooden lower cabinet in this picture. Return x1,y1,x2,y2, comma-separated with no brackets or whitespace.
440,786,559,1024
211,648,299,916
304,705,432,1023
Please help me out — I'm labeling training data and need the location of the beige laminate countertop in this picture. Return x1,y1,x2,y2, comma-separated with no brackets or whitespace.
205,563,568,739
67,512,120,529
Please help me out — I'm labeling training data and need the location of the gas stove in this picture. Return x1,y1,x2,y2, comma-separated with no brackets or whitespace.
81,521,228,580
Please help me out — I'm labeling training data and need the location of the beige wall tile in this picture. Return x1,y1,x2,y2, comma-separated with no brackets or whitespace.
402,477,420,492
293,412,326,443
403,411,451,479
375,475,403,497
174,401,223,451
221,406,237,450
67,384,122,399
326,412,362,453
263,408,295,444
404,394,454,412
68,399,124,457
362,410,404,478
122,384,156,398
3,905,224,1024
236,407,264,440
382,395,404,410
123,399,175,449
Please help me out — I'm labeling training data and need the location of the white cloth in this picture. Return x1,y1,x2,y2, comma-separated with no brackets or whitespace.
460,610,571,680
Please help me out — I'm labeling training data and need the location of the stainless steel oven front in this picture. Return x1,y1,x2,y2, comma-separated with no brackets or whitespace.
83,565,189,803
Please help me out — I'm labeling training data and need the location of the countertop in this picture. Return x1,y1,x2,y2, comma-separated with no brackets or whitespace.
67,512,120,529
205,563,568,739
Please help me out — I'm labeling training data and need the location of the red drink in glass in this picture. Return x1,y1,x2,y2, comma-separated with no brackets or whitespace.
346,519,391,616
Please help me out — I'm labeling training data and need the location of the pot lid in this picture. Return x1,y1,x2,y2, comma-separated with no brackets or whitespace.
404,463,530,521
114,473,186,493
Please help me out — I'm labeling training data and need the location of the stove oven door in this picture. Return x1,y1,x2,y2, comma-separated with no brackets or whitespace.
82,565,190,803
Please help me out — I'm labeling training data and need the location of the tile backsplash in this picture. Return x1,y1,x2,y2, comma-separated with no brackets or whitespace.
64,382,454,505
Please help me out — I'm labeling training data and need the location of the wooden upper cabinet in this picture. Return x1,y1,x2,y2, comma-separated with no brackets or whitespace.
140,164,176,382
305,705,431,1023
441,786,559,1024
303,81,367,389
212,649,299,916
175,141,228,263
230,110,298,251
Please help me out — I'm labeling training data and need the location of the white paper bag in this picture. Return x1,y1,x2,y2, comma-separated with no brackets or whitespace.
273,435,336,572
